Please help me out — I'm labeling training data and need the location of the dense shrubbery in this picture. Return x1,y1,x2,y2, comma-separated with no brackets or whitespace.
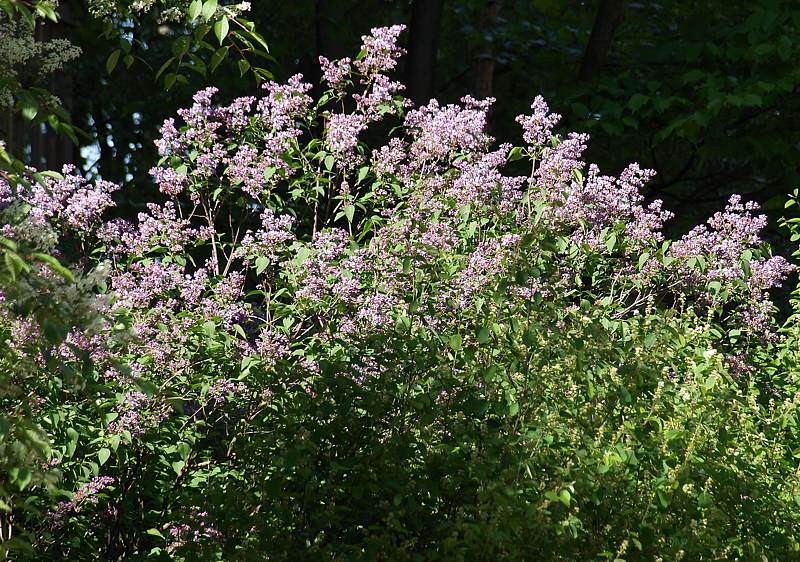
3,23,800,561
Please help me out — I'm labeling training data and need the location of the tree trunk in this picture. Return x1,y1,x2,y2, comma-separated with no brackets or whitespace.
578,0,625,82
406,0,445,106
473,0,503,101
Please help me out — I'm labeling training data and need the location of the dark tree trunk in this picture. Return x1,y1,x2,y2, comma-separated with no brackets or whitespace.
24,1,78,171
578,0,625,82
315,0,347,60
406,0,445,106
473,0,503,101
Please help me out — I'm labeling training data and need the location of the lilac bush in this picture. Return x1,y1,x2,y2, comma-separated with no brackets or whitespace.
3,25,800,560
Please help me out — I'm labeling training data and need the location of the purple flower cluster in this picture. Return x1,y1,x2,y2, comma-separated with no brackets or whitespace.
668,195,794,333
150,165,187,197
448,144,525,211
154,77,312,205
49,476,115,529
254,328,290,367
294,229,353,302
107,391,166,438
224,144,273,199
319,56,351,89
25,165,119,232
235,208,295,266
325,113,367,169
0,176,15,210
451,234,522,309
516,96,561,148
207,378,246,403
405,96,494,166
122,202,213,256
354,25,406,78
165,510,223,554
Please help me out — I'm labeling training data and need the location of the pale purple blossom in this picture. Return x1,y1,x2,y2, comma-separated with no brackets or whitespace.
516,96,561,147
207,378,246,403
235,208,295,265
26,165,119,232
326,113,366,168
48,476,115,529
354,25,406,78
319,56,351,89
150,165,188,197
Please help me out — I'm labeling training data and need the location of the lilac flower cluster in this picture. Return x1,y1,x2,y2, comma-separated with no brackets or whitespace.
153,77,312,203
207,378,246,403
325,113,367,168
448,145,525,211
165,510,223,554
225,144,273,199
516,96,561,148
354,25,406,77
101,202,212,256
49,476,114,529
150,165,187,197
668,195,794,333
451,234,522,309
317,27,407,170
234,208,295,266
0,176,13,210
110,257,249,370
25,165,119,232
294,229,354,302
319,56,351,89
405,96,494,166
107,391,167,438
254,328,290,368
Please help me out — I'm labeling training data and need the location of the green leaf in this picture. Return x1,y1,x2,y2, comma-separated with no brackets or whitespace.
4,250,29,280
605,233,617,253
255,256,270,275
448,334,462,352
559,489,571,506
32,253,74,282
324,154,335,171
17,90,38,121
344,204,355,223
14,467,32,491
214,17,229,45
507,146,525,161
188,0,202,20
172,460,185,475
210,46,229,72
146,528,165,538
177,442,191,460
238,59,250,77
201,0,217,21
627,93,649,112
156,57,175,80
638,252,650,270
106,49,121,74
164,73,177,91
98,448,111,466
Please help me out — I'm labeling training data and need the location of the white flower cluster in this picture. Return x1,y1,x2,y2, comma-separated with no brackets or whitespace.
0,14,81,109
